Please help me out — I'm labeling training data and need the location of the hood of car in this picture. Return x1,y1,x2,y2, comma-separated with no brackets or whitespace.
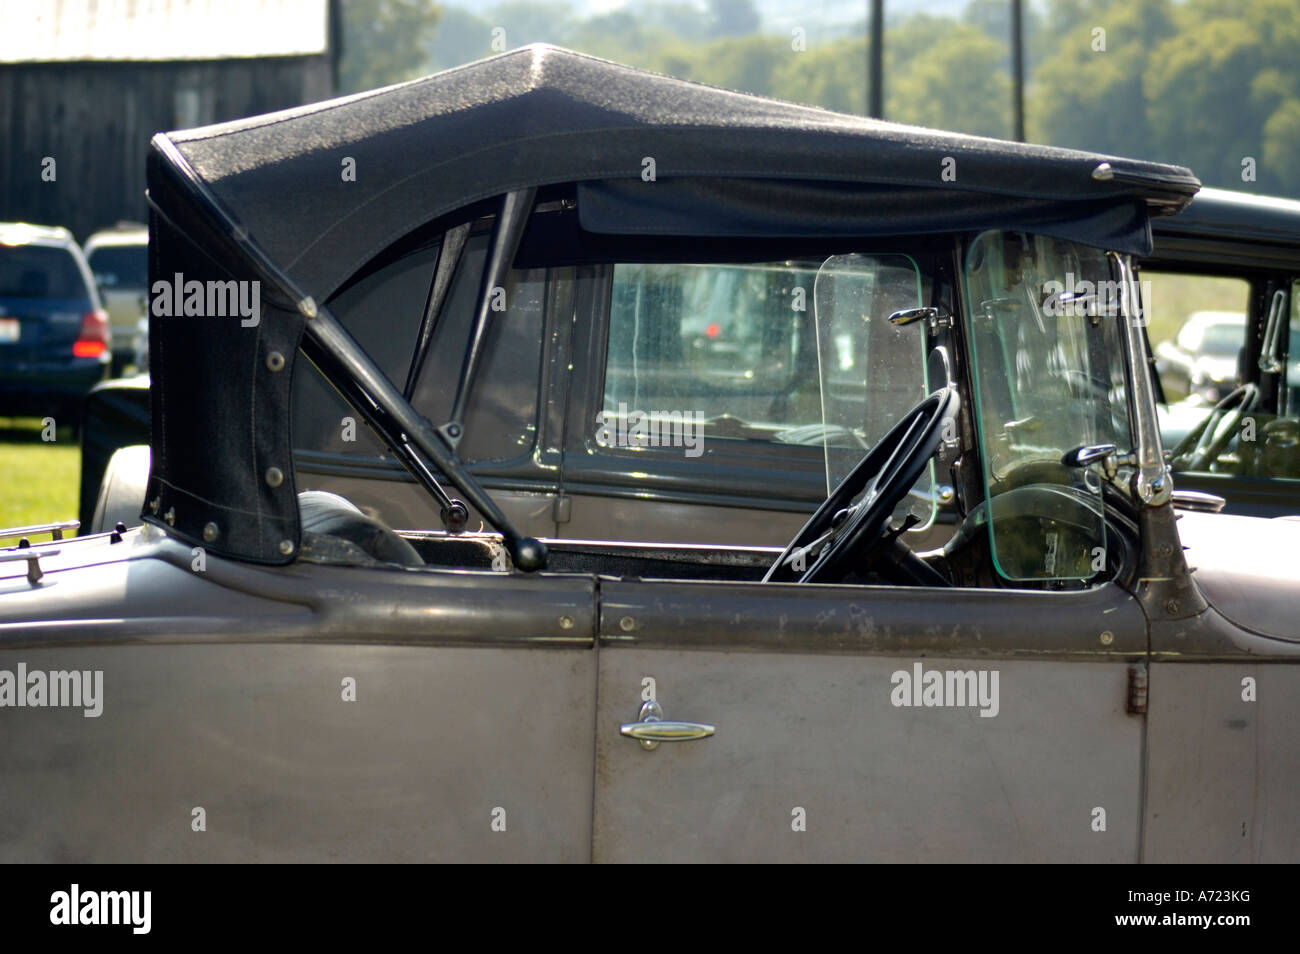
1177,509,1300,642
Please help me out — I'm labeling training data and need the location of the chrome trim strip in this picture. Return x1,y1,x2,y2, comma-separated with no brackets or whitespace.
0,520,79,542
1111,252,1172,507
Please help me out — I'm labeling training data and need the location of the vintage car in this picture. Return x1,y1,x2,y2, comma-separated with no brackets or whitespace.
3,46,1298,863
1143,187,1300,516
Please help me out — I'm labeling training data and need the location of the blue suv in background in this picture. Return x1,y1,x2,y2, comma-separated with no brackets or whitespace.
0,223,110,432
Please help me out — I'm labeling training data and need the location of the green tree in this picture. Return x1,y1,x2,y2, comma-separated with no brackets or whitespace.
1262,100,1300,189
1029,0,1176,155
1037,0,1105,37
339,0,1300,202
428,8,493,73
483,2,575,46
643,3,714,42
707,0,760,39
641,34,788,98
964,0,1046,74
887,20,1011,138
691,33,787,96
568,11,661,66
773,36,867,115
1145,0,1300,194
339,0,443,93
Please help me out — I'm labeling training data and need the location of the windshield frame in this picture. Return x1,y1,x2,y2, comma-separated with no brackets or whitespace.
960,228,1140,583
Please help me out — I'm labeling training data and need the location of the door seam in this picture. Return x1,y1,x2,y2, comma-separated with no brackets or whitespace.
587,574,602,864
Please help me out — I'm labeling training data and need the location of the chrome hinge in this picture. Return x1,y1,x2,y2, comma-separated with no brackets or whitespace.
0,519,79,543
0,546,61,585
1127,663,1148,715
552,494,572,524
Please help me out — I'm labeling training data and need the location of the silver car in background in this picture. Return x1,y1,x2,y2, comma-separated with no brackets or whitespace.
83,223,147,376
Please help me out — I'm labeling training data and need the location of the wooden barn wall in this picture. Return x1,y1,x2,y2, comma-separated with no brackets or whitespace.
0,56,333,240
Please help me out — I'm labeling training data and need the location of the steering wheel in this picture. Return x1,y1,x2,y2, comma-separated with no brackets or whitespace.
764,386,960,584
1169,382,1259,472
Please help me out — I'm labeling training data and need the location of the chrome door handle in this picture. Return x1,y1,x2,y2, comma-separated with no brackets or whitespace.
620,699,715,750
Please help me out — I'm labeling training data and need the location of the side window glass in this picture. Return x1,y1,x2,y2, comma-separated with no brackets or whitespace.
812,253,934,527
1146,271,1299,481
1144,271,1251,477
409,234,546,463
292,240,439,457
1234,283,1299,482
600,257,933,522
1249,280,1300,480
602,261,818,451
1145,271,1250,407
292,230,546,466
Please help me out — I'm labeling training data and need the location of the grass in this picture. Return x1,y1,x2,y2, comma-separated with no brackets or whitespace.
0,417,81,534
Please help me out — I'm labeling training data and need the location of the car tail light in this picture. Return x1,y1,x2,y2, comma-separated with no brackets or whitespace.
73,309,109,358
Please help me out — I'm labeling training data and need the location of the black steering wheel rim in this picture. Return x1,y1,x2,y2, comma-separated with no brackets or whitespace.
1170,382,1259,472
764,386,960,584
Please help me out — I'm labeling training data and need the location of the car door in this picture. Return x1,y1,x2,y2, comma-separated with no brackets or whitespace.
0,547,597,862
591,578,1147,862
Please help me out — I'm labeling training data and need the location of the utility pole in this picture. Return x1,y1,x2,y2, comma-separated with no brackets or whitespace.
1011,0,1025,141
868,0,884,119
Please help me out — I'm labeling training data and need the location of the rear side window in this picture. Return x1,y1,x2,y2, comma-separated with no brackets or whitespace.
1143,271,1250,404
600,258,929,455
292,230,547,465
0,245,89,299
293,239,440,457
599,256,936,524
604,261,819,437
409,232,548,463
87,245,148,290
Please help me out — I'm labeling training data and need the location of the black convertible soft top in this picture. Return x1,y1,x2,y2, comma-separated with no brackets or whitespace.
154,44,1197,297
141,45,1201,565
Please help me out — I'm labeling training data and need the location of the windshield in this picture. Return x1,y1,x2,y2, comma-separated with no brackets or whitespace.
964,230,1130,582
